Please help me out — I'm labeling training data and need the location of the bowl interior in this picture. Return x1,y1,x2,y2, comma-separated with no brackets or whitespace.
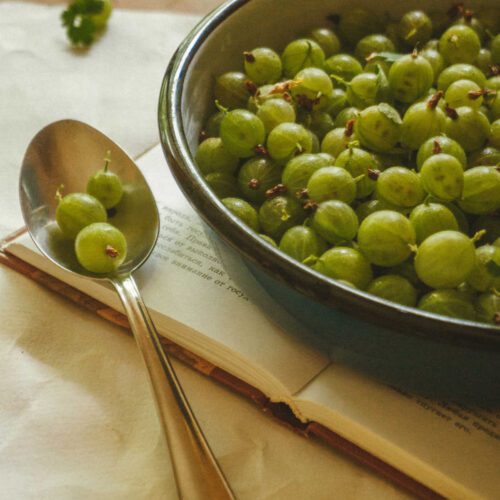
181,0,489,149
162,0,500,345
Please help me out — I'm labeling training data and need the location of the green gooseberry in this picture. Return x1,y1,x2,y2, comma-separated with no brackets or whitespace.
307,166,357,204
439,25,481,65
400,99,446,150
399,10,433,47
311,200,359,244
324,54,363,83
334,147,378,199
308,28,341,57
256,98,296,134
357,210,416,267
367,274,418,307
467,245,500,292
56,191,107,239
444,106,491,153
416,136,467,171
313,246,373,290
243,47,282,85
355,103,402,152
291,67,334,111
409,203,459,244
321,127,354,158
458,167,500,215
419,154,464,201
437,64,486,92
388,53,434,104
279,225,328,265
414,230,476,289
376,167,425,208
237,157,282,204
205,172,238,199
222,197,260,232
418,289,476,321
86,153,124,209
475,292,500,325
281,39,325,78
267,122,313,164
258,195,305,240
214,72,250,109
281,153,332,194
195,137,239,176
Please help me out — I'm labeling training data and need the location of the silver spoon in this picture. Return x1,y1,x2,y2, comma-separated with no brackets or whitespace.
19,119,235,500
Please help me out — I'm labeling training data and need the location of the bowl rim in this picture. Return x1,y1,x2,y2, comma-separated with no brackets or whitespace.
158,0,500,349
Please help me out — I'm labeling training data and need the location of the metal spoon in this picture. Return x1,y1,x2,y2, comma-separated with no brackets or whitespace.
19,119,235,500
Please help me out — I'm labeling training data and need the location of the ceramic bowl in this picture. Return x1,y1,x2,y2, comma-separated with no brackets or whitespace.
159,0,500,404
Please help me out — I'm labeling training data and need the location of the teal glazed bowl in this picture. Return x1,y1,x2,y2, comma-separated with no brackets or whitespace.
159,0,500,405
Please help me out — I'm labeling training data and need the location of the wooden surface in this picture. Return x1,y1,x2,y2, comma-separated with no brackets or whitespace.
19,0,224,14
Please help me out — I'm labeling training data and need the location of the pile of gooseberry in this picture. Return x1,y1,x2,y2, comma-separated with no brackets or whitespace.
195,5,500,325
55,153,127,274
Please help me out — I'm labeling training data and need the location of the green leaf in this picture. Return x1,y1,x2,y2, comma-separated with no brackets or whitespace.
377,102,403,125
366,51,404,63
61,0,106,47
375,64,390,97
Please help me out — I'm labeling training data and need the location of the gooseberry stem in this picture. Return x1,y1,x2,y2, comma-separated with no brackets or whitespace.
105,245,119,258
462,8,474,22
303,200,318,214
447,3,464,19
330,74,349,87
245,79,258,96
468,89,497,100
432,140,442,154
297,188,309,200
214,100,228,114
489,64,500,77
243,51,255,63
427,91,444,110
55,184,65,202
198,130,208,144
445,104,459,120
472,229,487,244
103,150,111,172
302,254,318,266
344,119,356,137
254,144,269,157
248,178,260,190
270,79,301,95
405,28,418,41
265,183,287,199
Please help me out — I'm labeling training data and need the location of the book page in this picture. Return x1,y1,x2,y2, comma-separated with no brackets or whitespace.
295,364,499,499
7,144,329,399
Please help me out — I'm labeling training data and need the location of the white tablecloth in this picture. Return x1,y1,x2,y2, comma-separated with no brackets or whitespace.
0,3,407,498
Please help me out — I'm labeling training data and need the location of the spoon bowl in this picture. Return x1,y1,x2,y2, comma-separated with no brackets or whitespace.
19,119,234,500
19,120,158,278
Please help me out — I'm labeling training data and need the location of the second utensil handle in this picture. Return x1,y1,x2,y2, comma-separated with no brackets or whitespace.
112,274,235,500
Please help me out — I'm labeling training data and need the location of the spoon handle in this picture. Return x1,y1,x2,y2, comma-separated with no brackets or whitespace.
112,274,235,500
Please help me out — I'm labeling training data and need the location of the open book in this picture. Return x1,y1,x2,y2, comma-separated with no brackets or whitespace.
3,144,499,500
